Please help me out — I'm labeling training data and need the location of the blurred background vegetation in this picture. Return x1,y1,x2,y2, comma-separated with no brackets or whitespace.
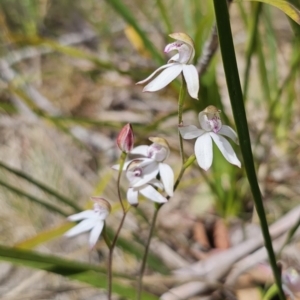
0,0,299,299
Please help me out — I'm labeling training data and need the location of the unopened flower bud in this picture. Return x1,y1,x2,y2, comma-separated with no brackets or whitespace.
117,123,134,153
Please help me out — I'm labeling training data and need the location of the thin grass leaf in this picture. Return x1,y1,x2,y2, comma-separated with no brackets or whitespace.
0,245,158,299
156,0,173,33
15,223,73,249
233,0,300,24
0,178,68,216
14,221,169,275
105,0,164,64
0,161,81,212
212,0,285,298
243,3,263,99
10,34,126,72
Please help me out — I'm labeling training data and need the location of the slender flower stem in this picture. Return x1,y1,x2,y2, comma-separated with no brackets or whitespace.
178,76,187,165
107,150,129,299
173,154,196,192
136,154,196,299
212,0,285,299
136,205,160,300
107,209,129,300
117,151,127,212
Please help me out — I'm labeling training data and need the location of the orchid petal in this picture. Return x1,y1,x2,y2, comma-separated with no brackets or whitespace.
67,210,95,221
143,64,183,92
182,64,199,99
136,63,176,85
159,163,174,197
131,161,159,187
194,133,213,171
127,188,139,205
64,218,96,237
89,221,104,249
111,160,132,171
179,125,204,139
149,178,164,190
139,185,168,203
130,145,149,156
210,132,241,168
218,125,239,144
167,53,179,63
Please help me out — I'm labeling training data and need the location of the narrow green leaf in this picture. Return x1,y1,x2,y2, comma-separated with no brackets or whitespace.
104,0,164,64
14,222,169,275
234,0,300,24
212,0,286,298
0,178,68,216
0,245,158,300
0,161,81,212
15,223,73,249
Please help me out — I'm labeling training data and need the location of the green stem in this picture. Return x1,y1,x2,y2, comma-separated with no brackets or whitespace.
212,0,285,299
136,206,160,300
107,151,129,299
173,154,196,192
243,2,262,100
117,151,127,212
136,153,196,299
107,210,129,300
178,77,187,165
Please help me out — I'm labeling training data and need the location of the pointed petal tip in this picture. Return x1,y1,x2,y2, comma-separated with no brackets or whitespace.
201,166,210,171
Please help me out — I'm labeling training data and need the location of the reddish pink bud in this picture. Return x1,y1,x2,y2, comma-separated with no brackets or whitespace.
117,123,134,153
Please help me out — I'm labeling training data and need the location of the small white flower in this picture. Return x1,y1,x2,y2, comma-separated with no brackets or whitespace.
113,137,174,198
65,197,111,249
179,105,241,170
136,32,199,99
282,268,300,300
126,160,168,205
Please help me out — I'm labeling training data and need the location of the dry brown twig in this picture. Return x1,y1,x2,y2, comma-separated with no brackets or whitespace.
160,205,300,300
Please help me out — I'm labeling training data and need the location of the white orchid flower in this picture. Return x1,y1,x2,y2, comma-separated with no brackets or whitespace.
136,32,199,99
179,105,241,170
113,137,174,198
126,160,168,205
282,268,300,300
65,197,111,249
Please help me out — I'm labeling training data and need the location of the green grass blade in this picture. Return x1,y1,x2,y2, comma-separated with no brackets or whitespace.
212,0,285,298
0,178,68,216
0,161,81,212
233,0,300,24
0,245,158,299
156,0,173,33
243,3,262,99
104,0,164,64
